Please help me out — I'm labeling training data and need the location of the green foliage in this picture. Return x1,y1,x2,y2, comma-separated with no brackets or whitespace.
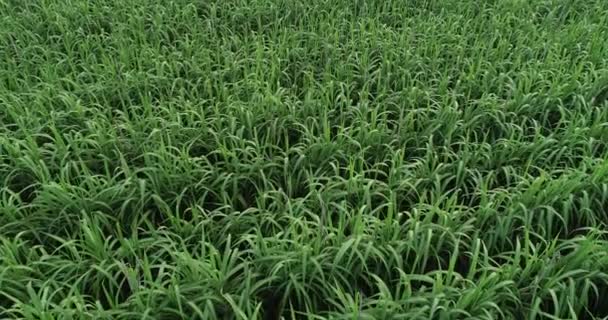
2,0,608,318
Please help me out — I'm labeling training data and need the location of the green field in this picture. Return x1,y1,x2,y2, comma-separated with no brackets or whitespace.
2,0,608,319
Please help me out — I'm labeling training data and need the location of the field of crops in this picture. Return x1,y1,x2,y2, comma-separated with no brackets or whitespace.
2,0,608,319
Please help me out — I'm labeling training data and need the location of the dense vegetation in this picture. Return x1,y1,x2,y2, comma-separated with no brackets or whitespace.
2,0,608,319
